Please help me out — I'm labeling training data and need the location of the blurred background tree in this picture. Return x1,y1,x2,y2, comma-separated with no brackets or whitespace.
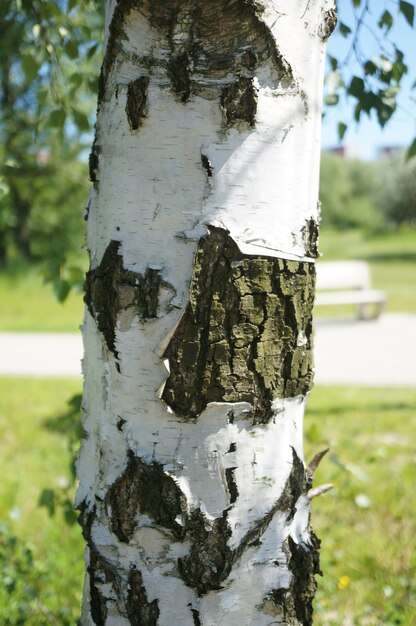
0,0,103,295
319,151,416,231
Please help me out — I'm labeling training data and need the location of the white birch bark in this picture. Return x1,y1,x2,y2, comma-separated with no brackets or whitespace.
77,2,336,624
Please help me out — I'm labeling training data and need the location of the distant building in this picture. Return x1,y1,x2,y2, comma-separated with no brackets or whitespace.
378,146,404,157
323,144,362,159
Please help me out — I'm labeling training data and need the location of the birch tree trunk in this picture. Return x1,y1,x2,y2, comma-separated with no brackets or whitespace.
77,1,336,624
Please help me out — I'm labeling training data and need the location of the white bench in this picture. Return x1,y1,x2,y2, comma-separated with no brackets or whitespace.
315,261,387,320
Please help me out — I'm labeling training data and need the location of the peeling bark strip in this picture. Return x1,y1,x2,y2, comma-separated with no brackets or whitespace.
126,76,149,130
127,568,160,626
106,453,186,542
162,227,315,421
84,240,161,359
100,0,294,106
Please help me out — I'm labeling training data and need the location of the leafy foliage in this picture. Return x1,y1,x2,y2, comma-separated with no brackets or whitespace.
375,153,416,225
319,153,381,230
320,151,416,230
0,0,102,293
324,1,416,156
39,393,83,525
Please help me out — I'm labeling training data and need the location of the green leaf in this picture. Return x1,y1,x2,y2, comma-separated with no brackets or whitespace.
339,22,352,37
53,278,71,302
69,72,83,88
364,60,377,76
48,108,66,130
327,54,338,71
405,137,416,161
399,1,414,26
38,489,56,517
324,94,339,106
64,40,79,60
21,53,40,82
66,265,85,288
352,0,361,6
87,42,99,59
378,10,393,31
348,76,365,98
63,500,77,526
72,109,90,132
338,122,347,140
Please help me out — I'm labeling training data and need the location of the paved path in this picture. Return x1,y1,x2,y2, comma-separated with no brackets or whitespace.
0,313,415,386
313,313,416,387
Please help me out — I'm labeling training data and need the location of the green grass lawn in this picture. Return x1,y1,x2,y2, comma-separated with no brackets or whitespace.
306,386,416,626
0,378,415,624
0,378,84,625
0,266,84,332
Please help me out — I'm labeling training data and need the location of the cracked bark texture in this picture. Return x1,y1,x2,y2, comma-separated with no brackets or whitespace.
163,227,315,422
78,0,335,624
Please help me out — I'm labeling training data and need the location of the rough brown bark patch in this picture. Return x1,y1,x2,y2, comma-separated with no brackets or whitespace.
106,453,186,543
127,568,160,626
220,77,258,126
126,76,149,130
162,227,315,422
84,240,162,361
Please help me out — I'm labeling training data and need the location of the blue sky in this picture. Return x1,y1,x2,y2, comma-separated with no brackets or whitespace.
321,2,416,159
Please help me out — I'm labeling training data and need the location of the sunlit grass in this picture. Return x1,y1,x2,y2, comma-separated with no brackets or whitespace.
306,386,416,626
0,378,84,625
0,266,83,332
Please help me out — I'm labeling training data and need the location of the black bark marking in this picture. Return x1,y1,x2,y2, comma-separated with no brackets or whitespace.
301,218,320,259
178,449,312,596
178,510,233,595
127,568,160,626
89,547,117,625
106,453,186,543
225,443,239,504
162,227,315,422
126,76,149,130
264,533,321,626
190,606,202,626
320,8,338,41
84,240,162,361
78,503,120,626
259,450,320,626
89,142,99,183
201,154,213,177
234,448,307,560
221,77,258,126
168,53,191,102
